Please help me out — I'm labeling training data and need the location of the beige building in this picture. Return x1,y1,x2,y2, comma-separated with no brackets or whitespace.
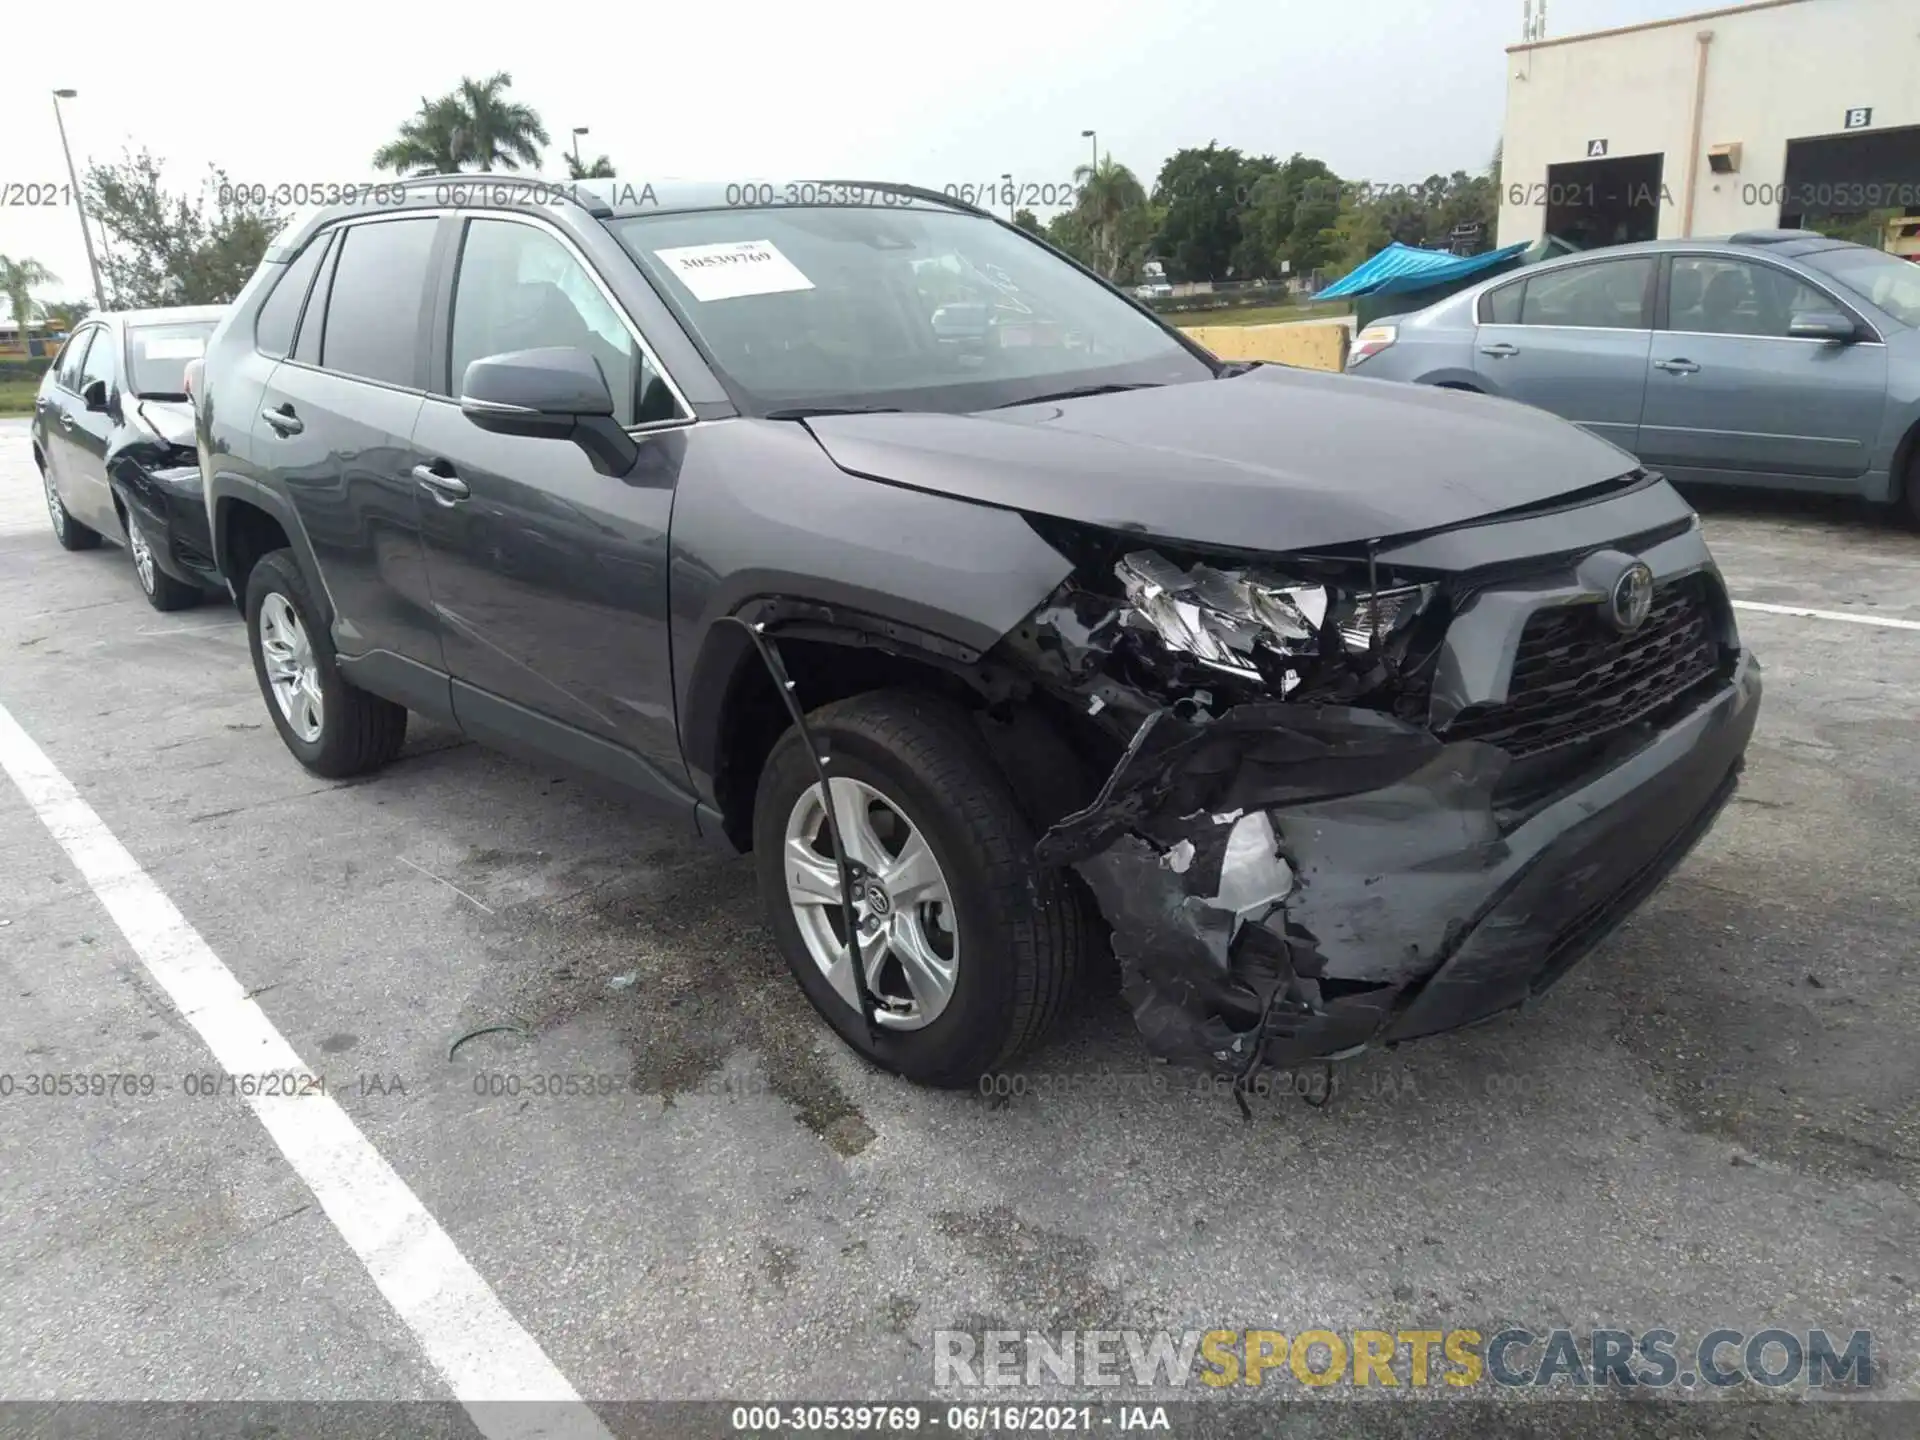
1498,0,1920,249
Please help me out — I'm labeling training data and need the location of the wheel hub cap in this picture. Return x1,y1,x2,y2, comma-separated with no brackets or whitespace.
128,518,155,593
783,777,958,1030
259,593,324,743
44,476,65,538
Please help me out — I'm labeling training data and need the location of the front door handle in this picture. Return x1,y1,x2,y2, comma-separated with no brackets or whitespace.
260,405,304,435
1653,358,1700,375
1478,342,1519,358
58,412,75,429
412,463,470,503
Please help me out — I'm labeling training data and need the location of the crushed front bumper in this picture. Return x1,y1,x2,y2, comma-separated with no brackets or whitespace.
1039,650,1761,1074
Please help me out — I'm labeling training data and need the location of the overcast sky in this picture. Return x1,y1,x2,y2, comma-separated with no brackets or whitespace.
2,0,1691,304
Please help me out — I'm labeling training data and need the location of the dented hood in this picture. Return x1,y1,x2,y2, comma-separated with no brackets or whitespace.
805,366,1640,553
135,398,196,448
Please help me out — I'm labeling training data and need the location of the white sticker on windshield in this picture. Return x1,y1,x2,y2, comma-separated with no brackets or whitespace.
140,337,207,359
652,240,814,302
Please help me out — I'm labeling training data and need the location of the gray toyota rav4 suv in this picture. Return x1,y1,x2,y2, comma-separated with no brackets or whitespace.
195,176,1760,1089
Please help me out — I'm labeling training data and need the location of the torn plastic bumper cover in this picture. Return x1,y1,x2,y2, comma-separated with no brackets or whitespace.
1034,658,1761,1075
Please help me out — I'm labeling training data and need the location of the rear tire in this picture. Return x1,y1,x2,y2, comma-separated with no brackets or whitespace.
1903,445,1920,529
753,689,1085,1087
245,548,407,778
39,459,101,552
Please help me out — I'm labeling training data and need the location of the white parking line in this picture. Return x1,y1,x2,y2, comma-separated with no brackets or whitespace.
0,696,610,1440
1732,599,1920,632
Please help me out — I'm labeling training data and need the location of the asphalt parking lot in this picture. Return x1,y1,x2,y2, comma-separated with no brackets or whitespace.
2,413,1917,1434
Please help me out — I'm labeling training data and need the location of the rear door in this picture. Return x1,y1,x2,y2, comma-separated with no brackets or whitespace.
1637,253,1888,483
36,326,97,507
252,213,447,672
1471,255,1657,452
410,210,692,786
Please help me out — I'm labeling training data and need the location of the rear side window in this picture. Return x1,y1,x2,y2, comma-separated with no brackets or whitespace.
1481,281,1523,325
317,218,438,387
1517,258,1654,329
254,236,332,358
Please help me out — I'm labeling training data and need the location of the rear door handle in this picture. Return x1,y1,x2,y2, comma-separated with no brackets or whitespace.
260,405,304,435
1653,358,1700,375
412,463,470,503
1478,342,1519,358
57,412,75,429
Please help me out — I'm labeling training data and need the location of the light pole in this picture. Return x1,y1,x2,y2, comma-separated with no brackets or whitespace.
52,89,106,312
1001,172,1014,221
571,126,589,170
1081,128,1098,176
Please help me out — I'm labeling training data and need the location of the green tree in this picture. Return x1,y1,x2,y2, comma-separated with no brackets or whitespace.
0,255,58,338
565,151,616,180
1153,144,1268,281
1044,207,1098,270
82,149,285,306
373,72,551,175
1069,156,1150,278
41,297,93,332
1012,207,1042,235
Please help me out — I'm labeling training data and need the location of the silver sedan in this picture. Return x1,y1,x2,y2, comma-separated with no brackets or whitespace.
1346,231,1920,522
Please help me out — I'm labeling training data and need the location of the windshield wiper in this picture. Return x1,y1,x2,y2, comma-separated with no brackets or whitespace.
763,405,904,420
990,382,1160,409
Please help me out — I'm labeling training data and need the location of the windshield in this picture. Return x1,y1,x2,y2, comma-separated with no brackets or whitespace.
611,206,1213,414
126,321,217,398
1800,246,1920,328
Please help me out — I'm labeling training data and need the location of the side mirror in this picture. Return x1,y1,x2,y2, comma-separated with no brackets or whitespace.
82,378,110,412
459,347,638,477
1787,310,1857,344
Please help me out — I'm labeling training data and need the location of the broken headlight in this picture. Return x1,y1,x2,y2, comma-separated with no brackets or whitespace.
1116,550,1432,690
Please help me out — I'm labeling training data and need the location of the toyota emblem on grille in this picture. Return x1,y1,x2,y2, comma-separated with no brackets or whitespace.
1606,561,1655,633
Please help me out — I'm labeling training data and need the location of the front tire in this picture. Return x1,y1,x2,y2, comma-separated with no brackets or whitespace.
245,549,407,778
126,512,201,611
753,689,1085,1087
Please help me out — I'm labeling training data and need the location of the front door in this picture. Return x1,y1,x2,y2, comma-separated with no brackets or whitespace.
1638,253,1888,482
412,213,693,788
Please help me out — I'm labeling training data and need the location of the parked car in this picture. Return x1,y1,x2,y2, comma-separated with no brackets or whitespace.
31,305,227,609
1346,232,1920,522
195,177,1759,1088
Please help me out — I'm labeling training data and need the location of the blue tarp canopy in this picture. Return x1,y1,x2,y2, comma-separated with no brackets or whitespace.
1318,240,1530,299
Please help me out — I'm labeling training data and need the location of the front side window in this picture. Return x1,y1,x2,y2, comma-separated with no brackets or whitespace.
1666,256,1834,338
610,204,1212,414
127,321,217,398
449,218,682,425
1514,258,1654,329
1799,245,1920,328
78,325,117,395
318,217,438,387
55,328,96,389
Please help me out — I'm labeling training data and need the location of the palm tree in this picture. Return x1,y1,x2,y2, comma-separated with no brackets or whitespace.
564,152,616,180
0,255,59,348
1069,157,1148,277
372,73,551,175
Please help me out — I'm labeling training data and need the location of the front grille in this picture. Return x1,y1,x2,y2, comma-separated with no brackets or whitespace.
1441,576,1721,758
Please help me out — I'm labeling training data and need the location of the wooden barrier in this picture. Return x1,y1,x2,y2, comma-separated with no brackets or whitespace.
1177,320,1350,373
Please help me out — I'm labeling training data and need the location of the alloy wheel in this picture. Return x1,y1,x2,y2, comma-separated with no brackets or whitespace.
127,516,156,594
43,474,66,541
259,593,324,743
783,777,958,1030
